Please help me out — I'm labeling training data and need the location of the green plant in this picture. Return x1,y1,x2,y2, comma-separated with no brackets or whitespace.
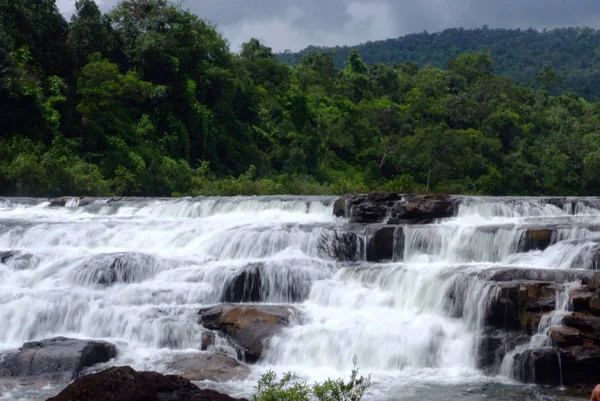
252,358,371,401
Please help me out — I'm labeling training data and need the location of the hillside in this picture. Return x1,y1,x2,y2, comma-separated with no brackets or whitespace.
278,26,600,100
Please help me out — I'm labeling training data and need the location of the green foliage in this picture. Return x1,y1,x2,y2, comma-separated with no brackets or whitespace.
278,26,600,100
2,1,600,197
252,359,371,401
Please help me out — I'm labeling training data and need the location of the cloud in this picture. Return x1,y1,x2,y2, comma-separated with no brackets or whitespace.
55,0,600,52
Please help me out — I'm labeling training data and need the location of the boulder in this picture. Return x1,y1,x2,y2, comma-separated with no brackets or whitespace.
562,312,600,344
388,194,456,224
45,366,247,401
0,337,117,381
199,304,298,363
165,353,250,382
571,290,594,312
348,193,403,224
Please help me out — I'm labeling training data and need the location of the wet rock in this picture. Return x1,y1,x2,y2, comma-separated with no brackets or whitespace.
0,251,37,270
590,297,600,315
571,290,594,312
486,281,556,331
548,326,583,347
562,312,600,343
165,353,250,382
388,194,456,224
45,366,247,401
512,346,600,386
222,265,262,303
482,267,594,284
71,253,159,287
49,197,73,207
333,197,347,218
0,337,117,380
521,229,553,252
477,329,529,371
348,193,403,224
366,225,400,262
199,304,298,363
589,272,600,296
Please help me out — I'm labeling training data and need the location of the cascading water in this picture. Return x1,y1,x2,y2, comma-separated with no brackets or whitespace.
1,195,600,401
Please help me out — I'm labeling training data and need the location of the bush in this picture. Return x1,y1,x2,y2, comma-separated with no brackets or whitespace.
252,358,371,401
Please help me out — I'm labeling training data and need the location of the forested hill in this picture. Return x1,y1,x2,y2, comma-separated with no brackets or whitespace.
277,27,600,100
3,0,600,198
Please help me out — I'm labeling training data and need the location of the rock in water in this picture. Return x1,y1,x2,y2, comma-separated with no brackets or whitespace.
45,366,247,401
165,353,250,382
0,337,117,380
198,304,298,363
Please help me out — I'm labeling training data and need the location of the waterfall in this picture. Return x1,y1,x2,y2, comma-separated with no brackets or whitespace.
2,195,600,400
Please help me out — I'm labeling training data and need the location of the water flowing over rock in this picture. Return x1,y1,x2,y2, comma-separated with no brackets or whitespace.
45,366,247,401
199,304,298,363
5,194,600,400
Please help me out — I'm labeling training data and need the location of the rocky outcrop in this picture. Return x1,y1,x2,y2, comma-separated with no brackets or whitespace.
486,280,557,332
165,353,250,382
0,337,117,381
45,366,247,401
521,229,553,252
334,193,456,224
199,304,298,363
512,346,600,386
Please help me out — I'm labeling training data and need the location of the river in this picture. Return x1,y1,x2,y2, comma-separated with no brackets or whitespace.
0,196,594,400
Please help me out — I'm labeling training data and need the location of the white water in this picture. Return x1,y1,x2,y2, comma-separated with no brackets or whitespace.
1,196,600,401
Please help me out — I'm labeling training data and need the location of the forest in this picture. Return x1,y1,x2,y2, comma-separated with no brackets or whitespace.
2,0,600,197
278,26,600,101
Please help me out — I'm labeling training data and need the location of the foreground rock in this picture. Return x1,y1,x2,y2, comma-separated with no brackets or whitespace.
199,304,298,363
165,353,250,382
0,337,117,382
46,366,247,401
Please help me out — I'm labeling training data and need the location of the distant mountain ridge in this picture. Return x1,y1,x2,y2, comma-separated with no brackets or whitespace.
277,26,600,100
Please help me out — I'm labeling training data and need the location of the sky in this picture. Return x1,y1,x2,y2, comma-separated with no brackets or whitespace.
56,0,600,53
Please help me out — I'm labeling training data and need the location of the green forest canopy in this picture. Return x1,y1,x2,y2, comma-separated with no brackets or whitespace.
278,26,600,101
2,0,600,197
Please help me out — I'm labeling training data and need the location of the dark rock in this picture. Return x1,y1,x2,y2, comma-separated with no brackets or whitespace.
548,326,583,347
477,330,529,371
165,353,250,382
366,225,400,262
521,229,553,252
486,281,556,332
590,297,600,315
481,268,594,284
512,346,600,386
333,197,347,218
0,337,117,380
589,272,600,296
222,265,262,303
199,304,298,363
563,313,600,343
571,290,594,312
45,366,247,401
49,197,73,207
388,194,456,224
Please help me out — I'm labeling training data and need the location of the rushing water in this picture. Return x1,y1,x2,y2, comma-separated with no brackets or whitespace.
0,196,598,401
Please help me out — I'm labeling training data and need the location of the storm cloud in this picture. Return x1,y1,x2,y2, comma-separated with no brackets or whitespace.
56,0,600,52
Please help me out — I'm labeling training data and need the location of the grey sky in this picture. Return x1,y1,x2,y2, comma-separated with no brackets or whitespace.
56,0,600,52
